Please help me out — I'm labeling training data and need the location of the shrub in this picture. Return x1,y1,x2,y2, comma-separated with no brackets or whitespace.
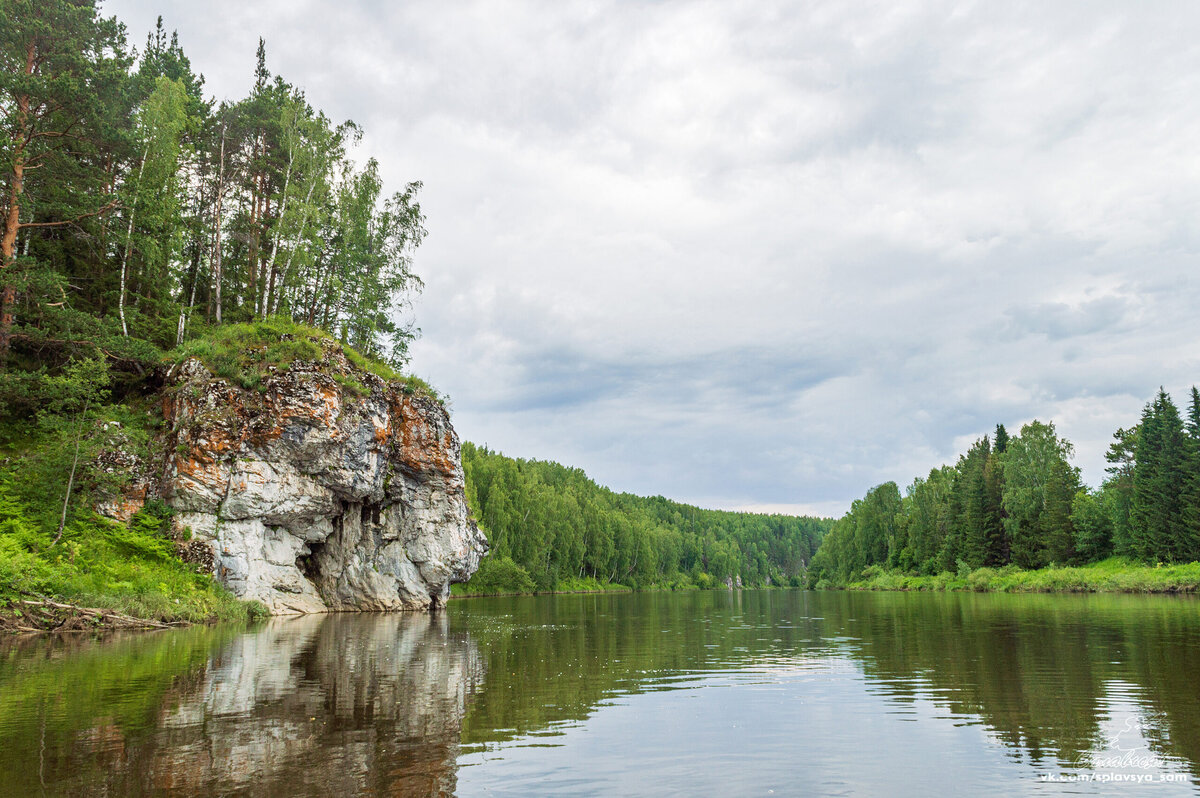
454,555,536,596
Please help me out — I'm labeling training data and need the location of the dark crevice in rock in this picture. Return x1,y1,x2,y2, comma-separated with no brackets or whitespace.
297,539,327,582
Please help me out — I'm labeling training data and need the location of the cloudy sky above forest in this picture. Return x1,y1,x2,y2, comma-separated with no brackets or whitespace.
109,0,1200,516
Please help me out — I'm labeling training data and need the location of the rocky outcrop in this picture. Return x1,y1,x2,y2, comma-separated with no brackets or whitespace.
152,340,487,614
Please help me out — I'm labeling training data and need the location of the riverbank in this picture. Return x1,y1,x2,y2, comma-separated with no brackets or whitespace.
0,476,265,633
828,558,1200,593
450,574,636,598
0,598,197,634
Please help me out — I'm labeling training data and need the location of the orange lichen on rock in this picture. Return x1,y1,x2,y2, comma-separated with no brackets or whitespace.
96,485,148,523
388,393,459,483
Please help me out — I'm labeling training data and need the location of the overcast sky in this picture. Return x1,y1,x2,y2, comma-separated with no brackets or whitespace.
107,0,1200,517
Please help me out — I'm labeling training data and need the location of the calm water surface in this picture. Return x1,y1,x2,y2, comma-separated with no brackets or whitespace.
2,590,1200,796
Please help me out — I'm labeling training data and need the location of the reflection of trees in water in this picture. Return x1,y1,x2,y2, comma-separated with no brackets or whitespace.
450,591,1200,778
809,592,1200,775
0,613,483,797
3,591,1200,795
450,591,823,744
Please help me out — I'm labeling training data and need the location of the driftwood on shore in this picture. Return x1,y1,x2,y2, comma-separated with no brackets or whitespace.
1,598,184,634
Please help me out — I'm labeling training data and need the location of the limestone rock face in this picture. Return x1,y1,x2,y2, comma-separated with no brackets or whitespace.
157,342,487,614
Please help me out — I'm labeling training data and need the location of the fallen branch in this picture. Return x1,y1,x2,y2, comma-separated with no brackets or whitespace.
14,598,181,630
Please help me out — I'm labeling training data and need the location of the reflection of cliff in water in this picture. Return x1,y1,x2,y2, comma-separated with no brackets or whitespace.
0,613,483,797
4,591,1200,795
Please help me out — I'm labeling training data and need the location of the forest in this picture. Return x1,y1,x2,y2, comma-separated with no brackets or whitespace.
461,443,832,593
808,387,1200,587
2,2,424,413
0,2,431,622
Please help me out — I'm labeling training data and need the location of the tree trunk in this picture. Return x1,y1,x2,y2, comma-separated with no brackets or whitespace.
247,133,264,311
271,176,317,317
52,398,89,547
212,123,225,323
0,41,35,362
262,149,293,319
177,189,204,346
118,142,150,337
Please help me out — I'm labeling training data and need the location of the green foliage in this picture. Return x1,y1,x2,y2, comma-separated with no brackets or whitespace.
1104,425,1139,557
0,421,254,623
1071,488,1113,562
1001,421,1080,568
453,555,536,596
1131,389,1192,562
3,6,425,389
813,386,1200,588
836,558,1200,594
463,443,831,594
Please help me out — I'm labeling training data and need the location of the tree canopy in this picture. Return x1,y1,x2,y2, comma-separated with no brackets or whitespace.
1,3,425,405
463,443,831,592
809,388,1200,586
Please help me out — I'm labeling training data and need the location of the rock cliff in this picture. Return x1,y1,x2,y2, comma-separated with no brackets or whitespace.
151,339,487,614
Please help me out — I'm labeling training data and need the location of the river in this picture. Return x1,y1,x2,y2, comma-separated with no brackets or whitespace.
2,590,1199,796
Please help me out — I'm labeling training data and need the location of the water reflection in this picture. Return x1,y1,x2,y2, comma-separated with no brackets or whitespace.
0,613,482,797
2,591,1200,795
447,591,1200,793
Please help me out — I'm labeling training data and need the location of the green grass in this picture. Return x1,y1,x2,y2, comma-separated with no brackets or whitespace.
0,486,262,624
833,558,1200,594
0,411,265,627
169,317,441,401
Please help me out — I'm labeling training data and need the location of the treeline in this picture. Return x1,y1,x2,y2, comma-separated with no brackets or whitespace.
462,443,832,592
2,2,424,408
809,387,1200,586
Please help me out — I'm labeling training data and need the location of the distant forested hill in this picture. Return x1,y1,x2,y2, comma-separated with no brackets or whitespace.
461,443,832,593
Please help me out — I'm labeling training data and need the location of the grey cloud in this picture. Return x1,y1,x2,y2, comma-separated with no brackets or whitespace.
1001,295,1134,341
491,345,852,413
106,0,1200,512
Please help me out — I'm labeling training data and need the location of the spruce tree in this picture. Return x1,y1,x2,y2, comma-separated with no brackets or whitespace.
1132,395,1164,561
1104,426,1139,557
994,424,1009,454
1179,387,1200,560
1131,389,1188,562
957,437,992,569
982,451,1008,565
1041,458,1078,564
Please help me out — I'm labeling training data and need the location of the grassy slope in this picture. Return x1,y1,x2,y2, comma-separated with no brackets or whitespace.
170,318,440,399
0,482,259,629
834,558,1200,593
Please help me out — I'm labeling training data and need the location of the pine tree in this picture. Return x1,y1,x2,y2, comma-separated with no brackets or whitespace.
0,0,129,360
1131,389,1188,562
994,424,1009,454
